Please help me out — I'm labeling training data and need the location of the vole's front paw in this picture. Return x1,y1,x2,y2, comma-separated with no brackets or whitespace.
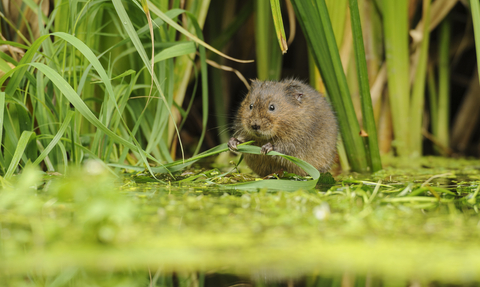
228,137,242,152
261,142,274,155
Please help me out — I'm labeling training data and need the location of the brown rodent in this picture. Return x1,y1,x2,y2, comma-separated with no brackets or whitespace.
228,79,338,177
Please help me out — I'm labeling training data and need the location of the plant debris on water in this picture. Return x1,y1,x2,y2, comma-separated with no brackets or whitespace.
1,156,480,285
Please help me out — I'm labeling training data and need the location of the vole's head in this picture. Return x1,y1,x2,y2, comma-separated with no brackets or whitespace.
237,79,305,140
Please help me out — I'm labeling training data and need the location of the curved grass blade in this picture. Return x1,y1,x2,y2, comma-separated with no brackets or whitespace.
111,0,186,161
224,145,320,191
0,92,5,171
146,2,253,63
154,42,196,63
0,92,4,152
51,32,120,125
270,0,288,54
32,110,74,166
4,35,49,96
0,62,158,168
5,131,35,180
116,142,322,191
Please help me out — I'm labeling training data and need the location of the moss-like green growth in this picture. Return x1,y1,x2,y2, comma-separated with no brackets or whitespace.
1,157,480,285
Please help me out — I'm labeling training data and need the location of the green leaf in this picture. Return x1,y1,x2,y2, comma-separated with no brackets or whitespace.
154,42,196,63
290,0,369,172
5,131,35,180
382,0,410,156
410,0,431,155
117,142,322,191
472,0,480,85
348,0,382,172
269,0,288,54
33,110,74,166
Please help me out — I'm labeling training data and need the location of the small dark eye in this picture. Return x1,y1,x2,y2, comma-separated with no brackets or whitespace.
249,104,253,110
269,104,275,111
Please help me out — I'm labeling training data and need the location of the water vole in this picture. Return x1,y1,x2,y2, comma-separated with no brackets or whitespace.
228,79,338,177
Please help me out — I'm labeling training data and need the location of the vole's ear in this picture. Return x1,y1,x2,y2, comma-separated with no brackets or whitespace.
294,92,303,102
250,78,261,90
285,83,304,104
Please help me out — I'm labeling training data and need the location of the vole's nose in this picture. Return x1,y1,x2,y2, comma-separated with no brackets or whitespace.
251,124,260,130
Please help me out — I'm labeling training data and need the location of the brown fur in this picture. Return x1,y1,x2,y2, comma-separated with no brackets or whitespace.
229,79,338,177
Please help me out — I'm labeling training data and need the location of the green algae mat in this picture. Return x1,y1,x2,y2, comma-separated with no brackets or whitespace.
1,156,480,286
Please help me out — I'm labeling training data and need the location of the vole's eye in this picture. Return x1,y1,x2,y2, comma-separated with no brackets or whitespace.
249,104,253,110
269,104,275,111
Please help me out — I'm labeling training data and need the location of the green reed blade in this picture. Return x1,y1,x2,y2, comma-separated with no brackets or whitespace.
112,0,185,161
3,35,49,96
348,0,382,172
191,16,209,156
0,92,5,171
114,142,321,191
147,1,253,64
19,63,144,158
33,110,74,166
52,32,121,125
290,0,369,172
436,19,450,153
472,0,480,85
427,66,438,135
153,42,196,63
382,0,410,156
270,0,288,53
325,0,347,46
5,131,34,180
410,0,431,156
256,0,283,80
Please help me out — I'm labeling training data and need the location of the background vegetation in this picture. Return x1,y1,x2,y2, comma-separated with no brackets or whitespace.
1,0,480,285
0,0,479,176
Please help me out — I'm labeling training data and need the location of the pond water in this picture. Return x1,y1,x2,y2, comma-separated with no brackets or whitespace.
1,156,480,286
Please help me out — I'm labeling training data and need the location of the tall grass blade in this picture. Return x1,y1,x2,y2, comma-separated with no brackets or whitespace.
32,110,74,166
111,0,185,161
0,92,5,171
153,42,196,63
270,0,288,54
290,0,369,172
256,0,283,80
382,0,410,156
470,0,480,85
325,0,347,45
427,66,438,135
410,0,431,156
436,19,451,153
4,34,49,96
5,131,34,180
51,32,120,124
18,63,139,154
147,1,253,63
348,0,382,172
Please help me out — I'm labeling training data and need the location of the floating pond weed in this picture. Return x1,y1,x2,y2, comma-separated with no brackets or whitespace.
1,158,480,284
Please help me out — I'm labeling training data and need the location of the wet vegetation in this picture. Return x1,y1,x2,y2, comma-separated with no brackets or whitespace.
1,0,480,286
1,157,480,285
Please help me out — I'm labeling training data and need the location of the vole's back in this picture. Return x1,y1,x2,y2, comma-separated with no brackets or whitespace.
233,79,338,177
